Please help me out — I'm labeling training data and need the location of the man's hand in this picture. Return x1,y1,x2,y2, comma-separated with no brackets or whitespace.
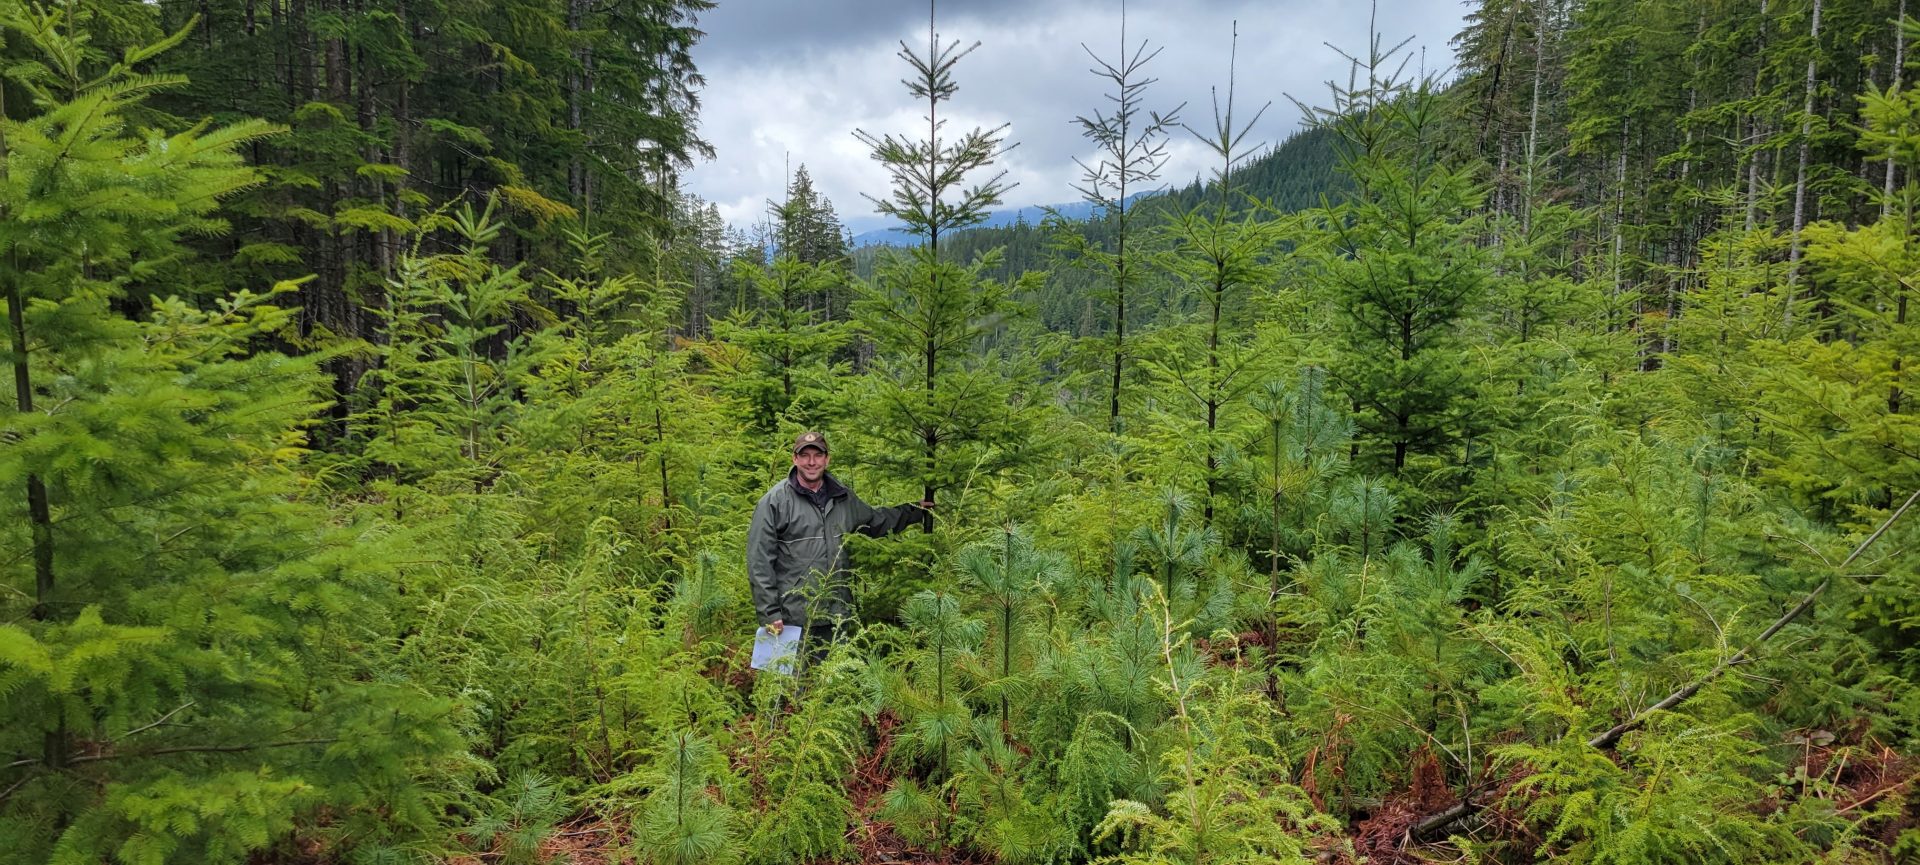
918,499,935,511
767,619,783,636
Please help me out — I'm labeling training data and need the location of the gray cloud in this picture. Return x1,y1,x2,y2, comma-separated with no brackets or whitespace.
690,0,1048,64
685,0,1469,234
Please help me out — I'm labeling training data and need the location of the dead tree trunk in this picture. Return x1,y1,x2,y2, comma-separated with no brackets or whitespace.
1784,0,1822,326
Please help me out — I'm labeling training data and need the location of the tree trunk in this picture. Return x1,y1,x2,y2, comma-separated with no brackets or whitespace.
567,0,587,207
1611,116,1628,329
274,0,288,105
1892,284,1908,415
2,95,64,775
921,30,940,533
1205,283,1221,524
6,277,51,621
294,0,316,101
1522,3,1544,229
1887,0,1907,216
1784,0,1822,326
922,330,936,531
0,85,51,623
1746,0,1772,232
391,0,413,274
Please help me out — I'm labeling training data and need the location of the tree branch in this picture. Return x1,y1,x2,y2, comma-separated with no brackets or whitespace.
67,737,338,765
1409,488,1918,843
1587,486,1917,751
114,700,196,741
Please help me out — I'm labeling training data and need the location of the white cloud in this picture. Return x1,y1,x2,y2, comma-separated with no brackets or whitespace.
685,0,1469,234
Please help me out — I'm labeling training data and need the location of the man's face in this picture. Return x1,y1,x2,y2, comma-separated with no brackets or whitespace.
792,446,829,484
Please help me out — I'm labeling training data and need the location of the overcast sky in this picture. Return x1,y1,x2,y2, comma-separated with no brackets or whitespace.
682,0,1472,235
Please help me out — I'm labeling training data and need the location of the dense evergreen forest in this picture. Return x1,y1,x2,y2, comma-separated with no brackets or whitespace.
4,0,1920,862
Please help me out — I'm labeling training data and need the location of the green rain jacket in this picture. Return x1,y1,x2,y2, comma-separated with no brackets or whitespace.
746,470,925,628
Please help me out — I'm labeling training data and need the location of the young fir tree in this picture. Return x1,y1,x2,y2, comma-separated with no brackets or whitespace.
634,731,739,865
359,198,545,482
1094,588,1338,864
851,2,1036,526
740,646,864,864
709,182,849,434
1239,370,1353,613
0,11,459,861
887,589,984,784
1304,31,1491,479
619,231,695,527
1128,488,1219,611
1141,23,1281,525
467,773,572,865
1059,0,1183,432
1653,190,1786,459
957,526,1062,731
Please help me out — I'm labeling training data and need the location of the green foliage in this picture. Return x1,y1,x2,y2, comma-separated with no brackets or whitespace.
6,2,1920,863
468,773,570,865
1136,34,1285,525
708,254,848,433
1504,714,1809,864
359,199,544,478
960,527,1063,730
886,590,985,779
1304,49,1491,480
848,2,1048,521
739,645,866,864
1062,11,1183,432
1228,370,1354,595
634,732,738,865
1127,489,1227,631
1093,591,1339,865
0,15,462,863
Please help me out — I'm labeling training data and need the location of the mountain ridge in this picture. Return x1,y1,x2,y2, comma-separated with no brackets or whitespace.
849,193,1155,248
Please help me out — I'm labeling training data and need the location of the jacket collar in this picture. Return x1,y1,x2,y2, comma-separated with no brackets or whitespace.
786,467,849,499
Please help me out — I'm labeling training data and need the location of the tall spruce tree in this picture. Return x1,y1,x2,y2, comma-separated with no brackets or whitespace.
1305,32,1490,477
1782,73,1920,661
850,1,1035,525
1061,0,1183,432
1143,22,1279,524
779,164,850,269
710,179,849,433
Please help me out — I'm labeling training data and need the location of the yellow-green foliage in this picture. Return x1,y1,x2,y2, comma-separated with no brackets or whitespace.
8,3,1920,864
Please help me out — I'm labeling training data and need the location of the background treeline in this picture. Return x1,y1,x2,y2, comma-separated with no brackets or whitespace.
4,0,1920,864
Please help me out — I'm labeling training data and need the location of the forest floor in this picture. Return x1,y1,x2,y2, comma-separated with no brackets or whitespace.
466,655,1919,865
471,735,1916,865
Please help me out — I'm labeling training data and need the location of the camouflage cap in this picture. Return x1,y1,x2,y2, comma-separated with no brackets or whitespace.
791,430,830,454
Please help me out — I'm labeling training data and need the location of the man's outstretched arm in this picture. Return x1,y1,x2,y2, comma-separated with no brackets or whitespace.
853,494,934,537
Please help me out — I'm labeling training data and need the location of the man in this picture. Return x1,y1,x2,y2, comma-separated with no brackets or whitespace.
746,431,932,662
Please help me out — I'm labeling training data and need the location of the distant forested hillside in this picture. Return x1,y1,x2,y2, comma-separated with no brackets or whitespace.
854,124,1346,336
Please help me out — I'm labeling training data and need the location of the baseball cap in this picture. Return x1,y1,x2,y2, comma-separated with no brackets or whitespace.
792,430,830,454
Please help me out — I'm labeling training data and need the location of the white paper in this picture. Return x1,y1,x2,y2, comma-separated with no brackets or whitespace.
750,624,803,674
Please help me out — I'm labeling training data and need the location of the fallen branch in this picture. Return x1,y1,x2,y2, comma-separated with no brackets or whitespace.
0,772,37,803
1408,797,1478,842
115,700,196,741
1588,487,1916,751
1410,489,1918,843
66,738,338,765
1833,771,1917,817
